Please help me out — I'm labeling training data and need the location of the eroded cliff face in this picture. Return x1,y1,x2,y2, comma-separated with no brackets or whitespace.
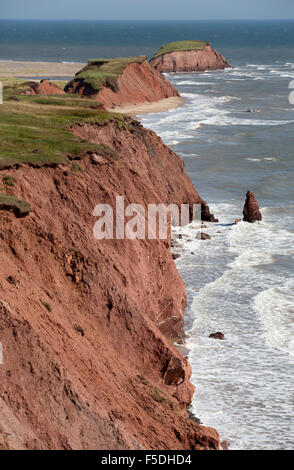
0,120,220,450
27,79,65,95
150,45,231,73
65,61,179,108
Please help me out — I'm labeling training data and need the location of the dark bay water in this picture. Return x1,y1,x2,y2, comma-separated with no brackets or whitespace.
1,19,294,65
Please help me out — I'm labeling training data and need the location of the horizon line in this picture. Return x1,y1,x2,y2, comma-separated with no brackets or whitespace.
1,18,294,21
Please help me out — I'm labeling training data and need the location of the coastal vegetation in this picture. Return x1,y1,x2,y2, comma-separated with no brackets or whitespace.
0,193,31,217
151,40,209,59
2,174,16,187
65,55,146,93
0,77,126,169
0,64,221,450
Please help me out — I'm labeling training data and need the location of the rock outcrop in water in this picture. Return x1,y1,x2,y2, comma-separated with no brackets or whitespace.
209,332,225,340
64,56,179,108
243,190,262,223
0,117,220,450
150,40,231,73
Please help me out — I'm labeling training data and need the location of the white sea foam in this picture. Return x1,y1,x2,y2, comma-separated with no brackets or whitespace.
145,55,294,450
246,157,280,162
175,203,294,449
254,281,294,360
264,157,279,161
176,80,208,86
177,152,199,158
203,116,294,126
228,247,275,268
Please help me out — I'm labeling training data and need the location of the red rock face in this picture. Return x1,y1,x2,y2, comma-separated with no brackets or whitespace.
65,60,179,107
0,121,220,450
243,190,262,223
27,79,65,95
149,45,231,73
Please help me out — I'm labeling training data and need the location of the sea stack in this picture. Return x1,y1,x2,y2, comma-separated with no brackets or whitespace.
243,190,262,223
64,56,179,107
149,40,231,73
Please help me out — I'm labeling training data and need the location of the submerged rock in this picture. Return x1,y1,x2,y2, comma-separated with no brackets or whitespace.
221,440,230,450
201,201,218,222
243,190,262,223
209,332,225,340
198,232,211,240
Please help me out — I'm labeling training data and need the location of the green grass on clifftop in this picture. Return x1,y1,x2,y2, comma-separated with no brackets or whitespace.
0,77,128,168
66,55,147,93
151,40,209,59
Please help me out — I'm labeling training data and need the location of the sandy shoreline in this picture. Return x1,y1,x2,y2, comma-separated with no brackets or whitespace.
109,96,185,117
0,60,185,115
0,60,85,77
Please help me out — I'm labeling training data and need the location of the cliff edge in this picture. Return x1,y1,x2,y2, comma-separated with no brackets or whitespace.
150,40,231,73
0,80,220,450
64,56,179,108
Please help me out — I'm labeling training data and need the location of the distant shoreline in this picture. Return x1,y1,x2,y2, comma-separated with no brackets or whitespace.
0,60,186,116
0,60,85,77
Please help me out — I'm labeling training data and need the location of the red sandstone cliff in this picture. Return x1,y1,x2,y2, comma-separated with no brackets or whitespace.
27,79,65,95
150,45,231,73
0,120,220,450
65,60,179,108
243,190,262,223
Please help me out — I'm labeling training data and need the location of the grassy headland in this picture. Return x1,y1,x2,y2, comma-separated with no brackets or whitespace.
0,77,127,169
151,40,209,59
65,56,146,93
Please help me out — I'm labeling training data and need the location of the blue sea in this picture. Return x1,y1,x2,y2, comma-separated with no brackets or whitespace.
1,20,293,450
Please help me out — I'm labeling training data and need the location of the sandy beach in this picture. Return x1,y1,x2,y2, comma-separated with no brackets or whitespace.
0,60,85,77
0,60,185,115
109,96,185,117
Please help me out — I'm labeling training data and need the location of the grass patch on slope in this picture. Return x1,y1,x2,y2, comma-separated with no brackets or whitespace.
66,55,146,93
151,40,209,59
0,77,127,168
0,193,31,217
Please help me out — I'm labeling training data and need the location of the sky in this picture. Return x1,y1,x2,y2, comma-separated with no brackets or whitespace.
0,0,294,20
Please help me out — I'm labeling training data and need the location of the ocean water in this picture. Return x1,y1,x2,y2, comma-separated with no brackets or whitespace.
140,24,294,450
1,19,294,63
1,20,293,450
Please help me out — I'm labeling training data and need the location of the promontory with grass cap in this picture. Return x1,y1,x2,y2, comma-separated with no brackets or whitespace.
150,40,231,73
64,55,179,108
0,76,220,450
